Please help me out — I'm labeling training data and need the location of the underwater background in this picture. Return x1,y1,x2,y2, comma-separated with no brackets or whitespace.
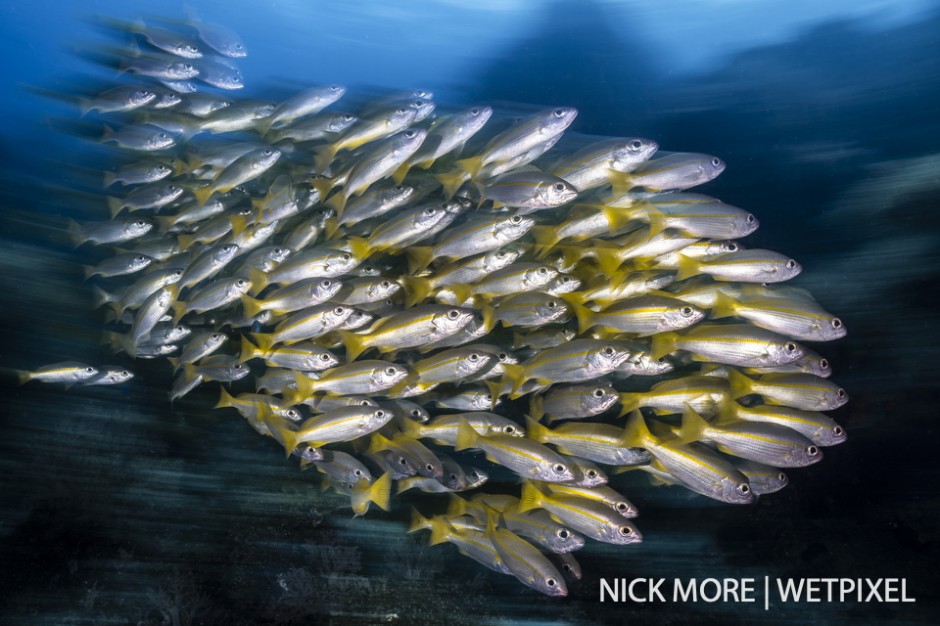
1,0,938,624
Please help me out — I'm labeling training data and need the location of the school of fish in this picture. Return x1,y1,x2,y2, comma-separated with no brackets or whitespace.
19,12,849,597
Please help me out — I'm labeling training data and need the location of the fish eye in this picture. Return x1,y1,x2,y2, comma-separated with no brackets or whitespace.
552,108,565,117
404,130,417,138
470,107,480,115
468,353,479,362
820,358,830,370
425,463,434,472
711,157,721,167
737,483,750,495
680,306,694,317
779,472,788,482
450,473,458,481
603,346,615,356
235,43,244,50
630,139,643,150
375,410,386,418
619,526,633,536
396,107,408,114
173,270,184,277
398,457,408,465
158,132,168,139
121,370,129,376
547,578,557,588
84,367,95,374
320,353,331,361
354,469,363,477
547,300,556,308
359,399,371,406
211,333,221,340
321,280,333,288
537,267,548,275
135,255,147,262
727,243,739,252
510,215,522,224
504,425,516,434
587,469,598,478
746,213,756,224
344,114,355,122
807,445,820,456
333,306,345,315
135,220,147,228
330,84,340,91
833,426,844,436
236,279,246,287
411,409,421,417
498,352,507,361
447,309,460,320
384,367,397,376
553,183,566,192
552,463,566,473
593,388,605,398
341,252,352,261
837,388,846,398
424,207,437,216
616,502,629,512
784,342,797,353
287,409,298,419
831,318,843,328
483,393,492,401
786,259,798,270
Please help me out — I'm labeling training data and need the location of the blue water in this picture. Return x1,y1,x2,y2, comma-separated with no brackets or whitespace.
1,1,939,624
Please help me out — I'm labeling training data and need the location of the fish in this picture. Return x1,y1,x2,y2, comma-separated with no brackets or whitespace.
16,361,99,385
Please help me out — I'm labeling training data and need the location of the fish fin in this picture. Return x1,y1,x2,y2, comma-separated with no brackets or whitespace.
338,329,367,361
524,415,551,444
214,386,237,409
675,255,700,282
517,480,545,514
620,410,655,447
106,196,124,219
347,236,372,264
675,404,708,445
454,420,479,452
239,293,264,319
456,155,484,178
434,169,469,200
247,267,269,293
726,367,753,399
405,246,434,275
238,334,261,363
649,331,676,361
192,185,214,207
400,276,431,307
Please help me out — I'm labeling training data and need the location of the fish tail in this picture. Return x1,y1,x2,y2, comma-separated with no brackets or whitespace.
172,158,190,176
530,226,560,257
357,472,392,515
675,255,700,282
365,431,392,456
247,267,269,294
176,233,196,251
726,367,753,399
192,185,214,207
456,155,484,178
453,420,479,452
479,301,496,332
447,283,472,308
238,334,262,363
153,215,177,233
644,205,668,238
90,285,115,309
66,218,85,248
106,196,123,219
407,507,433,533
517,480,545,514
400,276,431,308
481,380,502,411
347,236,372,263
313,144,339,173
529,393,546,421
710,290,737,319
445,493,468,518
397,415,422,440
499,363,527,399
434,169,469,200
100,124,114,144
228,215,248,238
524,415,551,443
620,410,654,448
102,170,117,188
649,331,676,361
675,404,708,445
391,162,411,186
607,169,635,197
239,293,264,320
15,370,31,385
323,216,341,239
170,301,187,325
570,301,594,335
82,264,97,281
338,329,367,362
249,332,276,357
405,246,434,275
601,205,636,234
594,247,624,277
617,392,641,417
426,516,452,546
214,386,237,410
